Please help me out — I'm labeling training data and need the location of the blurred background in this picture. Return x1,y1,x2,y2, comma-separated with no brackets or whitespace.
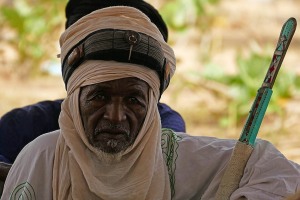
1,0,300,162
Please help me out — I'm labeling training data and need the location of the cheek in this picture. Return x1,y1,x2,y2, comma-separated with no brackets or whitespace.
80,100,91,129
131,106,148,130
137,107,147,121
80,101,103,131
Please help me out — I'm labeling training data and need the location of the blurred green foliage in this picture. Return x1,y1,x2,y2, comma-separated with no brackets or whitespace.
202,51,300,127
0,0,67,77
158,0,300,130
0,0,219,77
160,0,220,31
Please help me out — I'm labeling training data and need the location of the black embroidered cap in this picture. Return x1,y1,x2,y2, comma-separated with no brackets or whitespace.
62,29,171,96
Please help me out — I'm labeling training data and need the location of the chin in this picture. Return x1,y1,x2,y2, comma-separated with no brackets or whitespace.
93,148,124,163
88,137,134,162
93,138,132,153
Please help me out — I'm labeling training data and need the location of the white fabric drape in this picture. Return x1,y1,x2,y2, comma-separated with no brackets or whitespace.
53,61,171,199
52,6,176,199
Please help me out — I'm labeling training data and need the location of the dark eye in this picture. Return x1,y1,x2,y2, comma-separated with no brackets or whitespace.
128,97,139,104
94,94,107,101
88,92,108,102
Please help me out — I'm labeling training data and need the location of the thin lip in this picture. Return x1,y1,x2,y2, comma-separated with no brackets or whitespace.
95,128,129,136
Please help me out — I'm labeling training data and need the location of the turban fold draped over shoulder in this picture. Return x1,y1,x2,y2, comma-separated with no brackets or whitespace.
53,6,176,200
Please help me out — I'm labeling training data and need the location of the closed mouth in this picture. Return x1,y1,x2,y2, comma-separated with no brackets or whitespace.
95,128,130,138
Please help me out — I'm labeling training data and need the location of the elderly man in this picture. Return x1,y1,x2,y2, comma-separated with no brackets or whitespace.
0,1,186,165
2,2,300,200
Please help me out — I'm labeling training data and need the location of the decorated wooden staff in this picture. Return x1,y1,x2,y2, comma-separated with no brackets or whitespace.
215,17,297,199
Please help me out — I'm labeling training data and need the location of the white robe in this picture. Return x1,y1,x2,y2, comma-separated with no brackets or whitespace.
2,130,300,200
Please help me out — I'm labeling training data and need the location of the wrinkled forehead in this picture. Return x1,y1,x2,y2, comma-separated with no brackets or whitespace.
80,77,150,96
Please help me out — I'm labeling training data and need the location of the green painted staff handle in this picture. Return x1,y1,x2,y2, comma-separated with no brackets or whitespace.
239,17,297,146
239,88,273,146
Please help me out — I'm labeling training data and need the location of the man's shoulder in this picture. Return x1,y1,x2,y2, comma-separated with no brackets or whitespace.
174,131,236,148
22,130,60,154
13,130,60,167
32,130,60,146
1,131,59,199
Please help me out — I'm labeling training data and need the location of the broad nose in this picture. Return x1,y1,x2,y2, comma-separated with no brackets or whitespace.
104,98,126,122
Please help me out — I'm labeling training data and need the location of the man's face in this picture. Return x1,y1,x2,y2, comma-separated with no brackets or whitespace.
79,77,149,154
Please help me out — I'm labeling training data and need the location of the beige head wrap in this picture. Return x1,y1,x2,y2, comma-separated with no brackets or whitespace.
53,6,176,200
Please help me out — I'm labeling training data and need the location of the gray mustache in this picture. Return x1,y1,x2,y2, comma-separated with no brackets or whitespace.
94,123,130,137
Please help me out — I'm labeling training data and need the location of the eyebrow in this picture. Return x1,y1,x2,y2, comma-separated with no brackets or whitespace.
126,83,147,92
89,81,148,94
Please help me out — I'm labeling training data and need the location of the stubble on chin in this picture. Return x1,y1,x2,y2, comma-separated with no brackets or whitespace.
87,136,126,163
93,147,124,163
